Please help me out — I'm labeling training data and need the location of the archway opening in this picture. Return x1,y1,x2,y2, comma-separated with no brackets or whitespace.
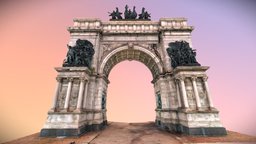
106,60,156,122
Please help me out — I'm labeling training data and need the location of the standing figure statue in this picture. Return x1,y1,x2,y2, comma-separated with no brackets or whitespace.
131,6,137,19
124,5,129,19
138,7,145,19
128,9,132,19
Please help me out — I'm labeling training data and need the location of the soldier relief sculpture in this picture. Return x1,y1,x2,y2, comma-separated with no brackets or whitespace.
63,39,95,67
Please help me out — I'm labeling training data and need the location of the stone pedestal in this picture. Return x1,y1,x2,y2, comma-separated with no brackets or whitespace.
155,66,226,136
40,67,107,137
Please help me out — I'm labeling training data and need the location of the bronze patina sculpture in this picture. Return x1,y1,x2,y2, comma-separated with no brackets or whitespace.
109,5,150,20
138,7,151,20
166,41,201,68
124,5,137,19
63,39,95,67
108,7,123,20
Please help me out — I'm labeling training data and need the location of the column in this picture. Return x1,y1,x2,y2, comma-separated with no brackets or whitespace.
83,80,89,108
63,78,73,111
75,78,86,112
50,77,62,112
175,79,182,108
191,76,202,109
203,76,214,108
177,76,189,108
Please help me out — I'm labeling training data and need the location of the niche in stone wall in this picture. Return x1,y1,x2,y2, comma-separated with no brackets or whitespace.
185,78,196,110
102,93,106,110
156,91,162,109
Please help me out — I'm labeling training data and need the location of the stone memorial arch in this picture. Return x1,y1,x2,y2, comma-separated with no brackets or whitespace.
40,12,226,137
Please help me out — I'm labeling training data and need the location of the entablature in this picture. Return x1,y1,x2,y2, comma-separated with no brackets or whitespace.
67,18,193,34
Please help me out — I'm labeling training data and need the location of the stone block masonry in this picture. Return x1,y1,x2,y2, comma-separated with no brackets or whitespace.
41,18,226,137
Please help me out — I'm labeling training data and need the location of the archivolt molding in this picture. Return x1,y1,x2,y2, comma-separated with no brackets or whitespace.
99,44,164,78
100,42,162,61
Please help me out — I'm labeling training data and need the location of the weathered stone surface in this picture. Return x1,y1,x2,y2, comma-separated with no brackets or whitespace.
41,18,227,137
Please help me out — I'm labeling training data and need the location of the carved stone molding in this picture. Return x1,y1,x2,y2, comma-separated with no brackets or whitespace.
101,43,126,58
128,42,134,48
175,75,185,81
68,78,74,82
56,77,62,82
191,76,197,81
79,77,87,81
102,44,112,56
202,76,208,82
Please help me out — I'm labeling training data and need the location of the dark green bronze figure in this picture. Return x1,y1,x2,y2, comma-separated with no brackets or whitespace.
124,5,137,19
138,7,151,20
108,7,123,20
63,39,95,67
166,41,201,68
109,5,150,20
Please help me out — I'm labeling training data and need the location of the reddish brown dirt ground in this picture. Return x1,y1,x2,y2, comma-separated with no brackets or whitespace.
4,122,256,144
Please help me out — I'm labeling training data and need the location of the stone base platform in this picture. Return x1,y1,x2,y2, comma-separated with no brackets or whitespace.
5,122,256,144
158,122,227,136
40,120,107,137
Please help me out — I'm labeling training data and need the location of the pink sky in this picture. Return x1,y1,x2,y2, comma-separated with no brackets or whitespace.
0,0,256,143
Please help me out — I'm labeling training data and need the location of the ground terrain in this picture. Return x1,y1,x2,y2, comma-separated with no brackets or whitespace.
4,122,256,144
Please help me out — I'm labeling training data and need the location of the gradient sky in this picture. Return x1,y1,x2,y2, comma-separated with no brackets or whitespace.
1,0,256,143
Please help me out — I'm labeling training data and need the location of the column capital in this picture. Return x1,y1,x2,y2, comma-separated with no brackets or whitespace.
202,76,208,82
56,77,62,82
175,75,185,81
191,76,197,81
79,77,87,82
175,79,179,83
67,78,74,82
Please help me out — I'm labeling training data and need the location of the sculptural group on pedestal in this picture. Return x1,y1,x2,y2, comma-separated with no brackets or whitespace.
109,5,151,20
63,39,95,67
166,41,201,68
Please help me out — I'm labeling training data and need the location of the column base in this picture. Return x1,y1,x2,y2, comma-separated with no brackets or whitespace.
73,109,82,113
209,107,218,111
60,108,68,112
179,107,190,112
48,108,56,113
